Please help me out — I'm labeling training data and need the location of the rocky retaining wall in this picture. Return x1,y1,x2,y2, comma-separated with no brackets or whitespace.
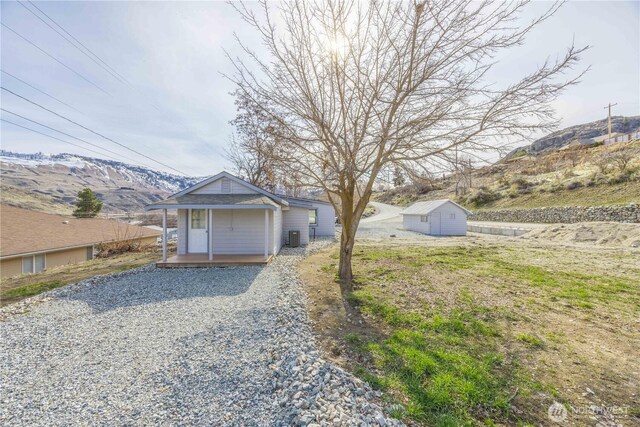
472,204,639,224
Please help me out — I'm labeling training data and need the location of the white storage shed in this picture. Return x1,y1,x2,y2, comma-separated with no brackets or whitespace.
401,199,472,236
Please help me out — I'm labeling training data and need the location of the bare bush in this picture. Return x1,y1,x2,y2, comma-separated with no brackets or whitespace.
95,224,152,258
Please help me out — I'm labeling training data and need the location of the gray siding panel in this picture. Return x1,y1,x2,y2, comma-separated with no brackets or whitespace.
211,209,269,254
403,215,430,234
177,209,187,255
273,206,283,254
434,205,467,236
311,203,335,237
191,178,258,195
282,207,310,245
402,204,467,236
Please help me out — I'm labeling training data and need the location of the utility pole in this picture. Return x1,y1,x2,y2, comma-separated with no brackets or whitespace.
603,102,618,140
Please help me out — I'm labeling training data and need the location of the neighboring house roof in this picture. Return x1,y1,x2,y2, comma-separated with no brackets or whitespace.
146,194,281,210
168,171,289,206
0,205,161,258
400,199,473,216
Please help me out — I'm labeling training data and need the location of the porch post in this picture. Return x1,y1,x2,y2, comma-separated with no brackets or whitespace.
162,209,167,262
208,209,213,261
264,209,269,259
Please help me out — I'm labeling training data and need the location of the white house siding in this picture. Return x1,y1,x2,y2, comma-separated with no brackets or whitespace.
191,178,257,195
403,215,430,234
402,203,467,236
434,204,467,236
282,207,310,245
210,209,272,254
272,206,283,254
311,202,336,237
177,208,188,255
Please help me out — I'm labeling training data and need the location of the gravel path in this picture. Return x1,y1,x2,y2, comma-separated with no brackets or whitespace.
0,240,403,426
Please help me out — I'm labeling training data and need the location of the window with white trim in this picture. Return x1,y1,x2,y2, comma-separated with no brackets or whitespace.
309,209,318,225
22,256,33,274
191,209,206,229
221,178,231,193
22,254,46,274
34,254,45,273
420,215,428,222
448,213,456,219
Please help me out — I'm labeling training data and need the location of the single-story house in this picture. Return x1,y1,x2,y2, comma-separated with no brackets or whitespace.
0,205,161,278
401,199,472,236
145,171,335,266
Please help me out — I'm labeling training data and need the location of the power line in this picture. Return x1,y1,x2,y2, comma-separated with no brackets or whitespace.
16,1,127,85
1,87,188,175
1,118,122,162
27,0,129,85
1,69,81,113
1,22,109,96
1,108,157,168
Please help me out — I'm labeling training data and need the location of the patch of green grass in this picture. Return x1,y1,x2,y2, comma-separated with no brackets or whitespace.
351,246,639,311
348,291,537,426
2,280,64,299
516,334,545,348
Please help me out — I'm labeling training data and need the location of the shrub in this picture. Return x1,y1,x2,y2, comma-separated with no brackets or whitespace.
466,187,501,206
607,171,632,184
565,181,582,190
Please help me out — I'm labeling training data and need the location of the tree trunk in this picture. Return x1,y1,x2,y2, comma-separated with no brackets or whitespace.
337,188,369,293
338,224,356,292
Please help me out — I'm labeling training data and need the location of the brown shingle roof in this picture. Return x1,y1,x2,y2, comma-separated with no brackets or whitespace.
0,205,161,258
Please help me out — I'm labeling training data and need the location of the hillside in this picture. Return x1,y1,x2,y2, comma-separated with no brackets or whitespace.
375,139,640,211
509,115,640,155
0,151,204,214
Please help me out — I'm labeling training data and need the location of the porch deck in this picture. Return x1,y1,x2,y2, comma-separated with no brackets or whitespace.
156,254,273,268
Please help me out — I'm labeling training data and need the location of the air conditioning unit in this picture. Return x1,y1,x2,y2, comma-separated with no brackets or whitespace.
289,230,300,247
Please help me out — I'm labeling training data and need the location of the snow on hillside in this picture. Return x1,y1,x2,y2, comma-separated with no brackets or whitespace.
0,151,205,193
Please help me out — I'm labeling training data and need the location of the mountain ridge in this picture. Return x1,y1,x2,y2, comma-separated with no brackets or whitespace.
509,115,640,156
0,151,206,214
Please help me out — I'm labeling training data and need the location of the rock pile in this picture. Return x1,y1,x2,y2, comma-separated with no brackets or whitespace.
473,203,639,224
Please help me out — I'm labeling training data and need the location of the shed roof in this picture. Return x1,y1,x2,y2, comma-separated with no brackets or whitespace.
0,205,161,258
400,199,473,216
145,194,280,210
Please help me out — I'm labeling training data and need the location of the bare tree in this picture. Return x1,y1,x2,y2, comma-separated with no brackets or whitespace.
225,89,281,191
609,149,637,173
228,0,587,290
454,156,476,196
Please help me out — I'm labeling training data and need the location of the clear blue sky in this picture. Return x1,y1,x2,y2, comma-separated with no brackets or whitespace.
1,1,638,176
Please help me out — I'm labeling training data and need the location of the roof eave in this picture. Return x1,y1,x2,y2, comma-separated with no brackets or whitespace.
145,203,278,211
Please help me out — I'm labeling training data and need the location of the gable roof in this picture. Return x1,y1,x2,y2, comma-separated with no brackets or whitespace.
146,194,280,210
170,171,288,206
400,199,473,216
0,205,160,258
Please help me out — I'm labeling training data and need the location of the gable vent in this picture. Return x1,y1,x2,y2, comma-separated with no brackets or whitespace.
221,178,231,193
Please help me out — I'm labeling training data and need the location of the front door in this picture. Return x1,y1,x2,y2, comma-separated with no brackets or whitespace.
430,212,441,235
188,209,208,253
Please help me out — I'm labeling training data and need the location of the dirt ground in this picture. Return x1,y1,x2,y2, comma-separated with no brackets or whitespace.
523,221,640,248
300,233,639,426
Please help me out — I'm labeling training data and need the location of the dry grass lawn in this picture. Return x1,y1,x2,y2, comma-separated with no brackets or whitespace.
301,238,639,426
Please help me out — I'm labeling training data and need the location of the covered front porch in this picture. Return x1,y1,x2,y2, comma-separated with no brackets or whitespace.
156,253,273,268
145,193,283,267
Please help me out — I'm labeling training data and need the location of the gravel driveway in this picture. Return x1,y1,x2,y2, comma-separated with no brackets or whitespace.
0,241,402,427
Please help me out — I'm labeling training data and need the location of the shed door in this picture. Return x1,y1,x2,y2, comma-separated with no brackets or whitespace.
188,209,208,253
430,212,441,235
